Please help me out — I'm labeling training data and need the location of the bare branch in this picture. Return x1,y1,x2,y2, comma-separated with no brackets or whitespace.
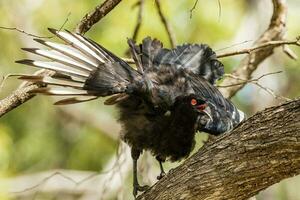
219,0,288,99
218,71,291,101
132,0,145,41
190,0,222,20
0,74,30,93
138,98,300,200
155,0,176,48
0,26,51,38
75,0,123,35
189,0,199,18
0,12,71,38
57,12,72,32
215,40,253,52
124,0,145,57
217,37,300,58
0,70,54,117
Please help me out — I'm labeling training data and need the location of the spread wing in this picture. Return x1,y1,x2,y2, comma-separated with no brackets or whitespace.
16,28,140,105
130,37,224,84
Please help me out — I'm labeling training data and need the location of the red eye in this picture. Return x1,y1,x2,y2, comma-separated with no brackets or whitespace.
191,99,197,106
197,104,207,111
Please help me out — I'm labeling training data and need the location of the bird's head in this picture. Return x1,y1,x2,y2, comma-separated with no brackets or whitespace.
173,94,213,125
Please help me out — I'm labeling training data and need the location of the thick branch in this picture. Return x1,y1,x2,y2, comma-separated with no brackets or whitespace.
0,70,53,117
0,84,36,117
138,98,300,200
75,0,123,35
219,0,287,98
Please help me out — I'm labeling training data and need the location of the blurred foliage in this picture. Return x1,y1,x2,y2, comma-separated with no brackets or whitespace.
0,0,299,199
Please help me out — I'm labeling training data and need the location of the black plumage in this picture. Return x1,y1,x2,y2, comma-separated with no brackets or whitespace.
16,29,244,198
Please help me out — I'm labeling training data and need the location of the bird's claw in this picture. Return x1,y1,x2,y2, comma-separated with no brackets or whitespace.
133,184,150,198
157,172,166,180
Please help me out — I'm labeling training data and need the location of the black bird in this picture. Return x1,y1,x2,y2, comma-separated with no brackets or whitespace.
16,28,244,197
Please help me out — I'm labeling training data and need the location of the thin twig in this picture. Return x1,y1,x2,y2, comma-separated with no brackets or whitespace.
75,0,123,35
124,0,145,56
57,12,71,32
11,172,79,194
0,12,72,39
0,74,29,93
219,71,281,88
155,0,176,48
189,0,199,18
132,0,145,41
217,37,300,58
190,0,222,20
218,71,290,101
0,26,51,38
215,40,253,52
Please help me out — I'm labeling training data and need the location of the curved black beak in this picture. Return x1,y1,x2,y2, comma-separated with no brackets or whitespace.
202,106,213,121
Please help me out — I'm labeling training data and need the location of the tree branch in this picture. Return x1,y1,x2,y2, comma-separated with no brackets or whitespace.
75,0,123,35
154,0,176,48
218,71,291,101
138,98,300,200
219,0,287,99
0,70,53,117
131,0,145,42
217,37,300,58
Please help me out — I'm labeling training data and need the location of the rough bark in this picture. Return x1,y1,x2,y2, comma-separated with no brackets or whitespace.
0,84,36,117
0,70,53,117
138,98,300,200
75,0,122,34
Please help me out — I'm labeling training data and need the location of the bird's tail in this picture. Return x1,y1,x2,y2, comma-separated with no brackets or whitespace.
16,28,140,105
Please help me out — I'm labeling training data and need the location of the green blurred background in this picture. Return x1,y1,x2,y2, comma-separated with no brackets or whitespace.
0,0,299,199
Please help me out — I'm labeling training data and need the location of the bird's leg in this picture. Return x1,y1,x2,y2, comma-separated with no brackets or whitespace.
131,149,149,198
156,155,166,180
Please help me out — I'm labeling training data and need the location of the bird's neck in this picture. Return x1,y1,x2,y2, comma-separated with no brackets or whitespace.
170,106,198,133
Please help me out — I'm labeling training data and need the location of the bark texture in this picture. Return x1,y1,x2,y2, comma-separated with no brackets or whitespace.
75,0,122,34
138,98,300,200
0,70,53,117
